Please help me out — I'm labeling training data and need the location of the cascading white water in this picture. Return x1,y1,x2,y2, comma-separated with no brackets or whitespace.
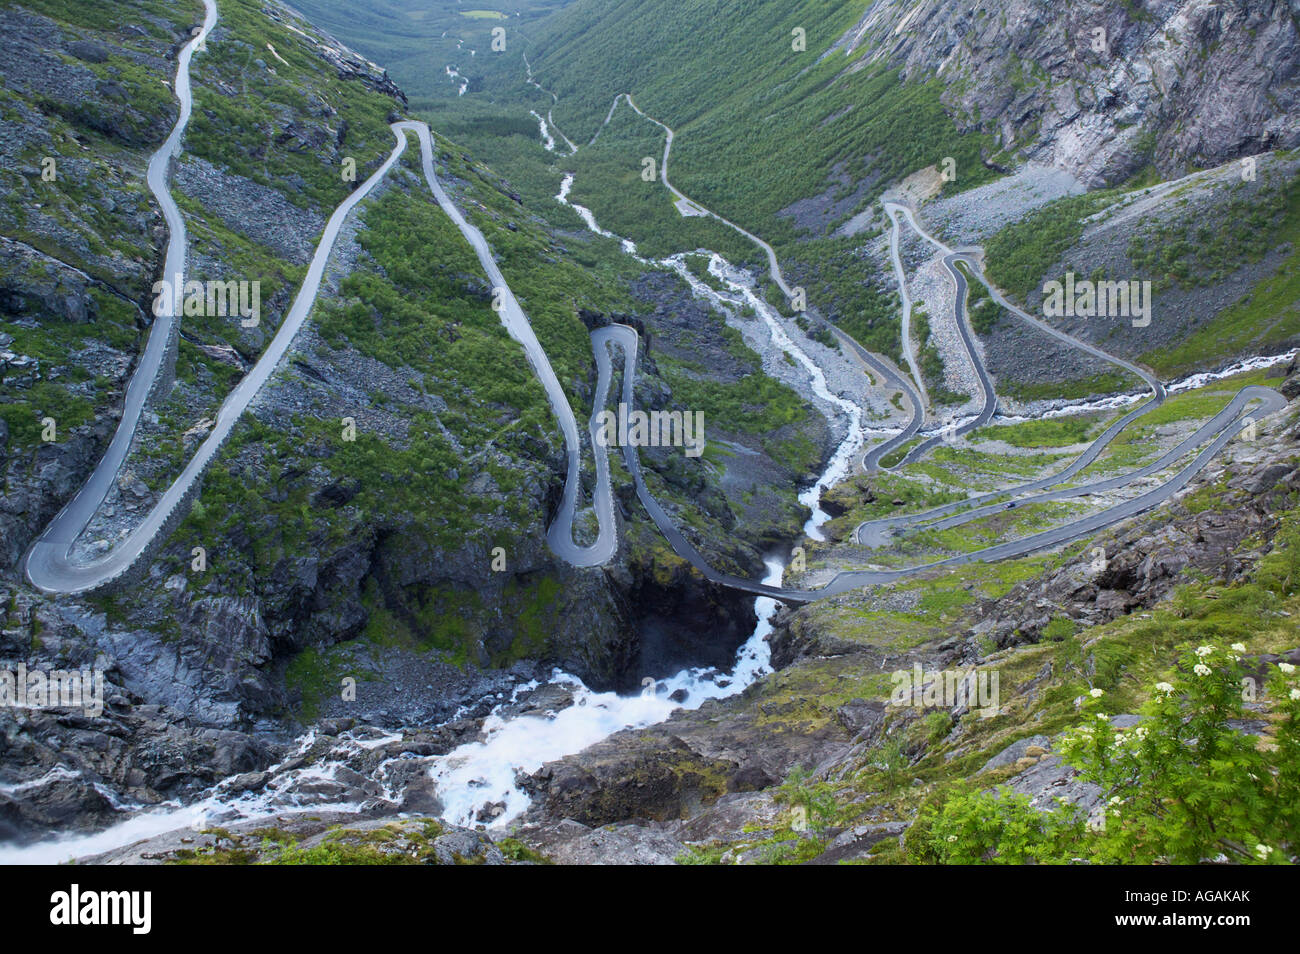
0,729,400,864
0,554,784,861
557,173,640,257
992,348,1299,426
693,255,865,540
530,110,556,151
404,162,872,831
380,162,878,827
427,557,786,828
444,65,468,96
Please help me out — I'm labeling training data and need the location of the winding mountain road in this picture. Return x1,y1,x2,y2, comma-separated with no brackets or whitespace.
604,94,927,470
24,2,616,593
561,94,1286,602
851,203,1171,544
23,0,220,594
20,9,1289,607
887,208,996,465
400,122,616,568
592,322,1282,603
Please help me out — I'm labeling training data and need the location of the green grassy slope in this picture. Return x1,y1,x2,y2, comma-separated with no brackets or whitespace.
515,0,998,244
288,0,571,110
291,0,1002,357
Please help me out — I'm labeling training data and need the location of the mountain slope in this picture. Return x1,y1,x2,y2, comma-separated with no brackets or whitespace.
0,0,831,846
2,0,1298,865
840,0,1300,185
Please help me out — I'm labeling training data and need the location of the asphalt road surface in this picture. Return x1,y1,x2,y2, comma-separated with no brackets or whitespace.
22,18,1289,607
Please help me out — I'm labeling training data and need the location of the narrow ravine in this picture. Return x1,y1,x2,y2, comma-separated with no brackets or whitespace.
428,557,786,827
0,556,785,859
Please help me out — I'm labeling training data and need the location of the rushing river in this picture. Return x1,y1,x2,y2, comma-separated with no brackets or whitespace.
0,554,785,861
416,163,873,828
994,348,1299,425
429,556,786,827
0,148,861,863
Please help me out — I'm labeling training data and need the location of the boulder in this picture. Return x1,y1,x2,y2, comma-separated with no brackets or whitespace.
980,734,1052,774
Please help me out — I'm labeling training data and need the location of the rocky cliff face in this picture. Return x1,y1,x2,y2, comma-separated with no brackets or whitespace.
839,0,1300,185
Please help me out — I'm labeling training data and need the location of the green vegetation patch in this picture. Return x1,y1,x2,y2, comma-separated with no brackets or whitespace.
983,192,1118,303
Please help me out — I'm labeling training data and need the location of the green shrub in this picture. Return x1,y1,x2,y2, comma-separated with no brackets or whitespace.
922,645,1300,864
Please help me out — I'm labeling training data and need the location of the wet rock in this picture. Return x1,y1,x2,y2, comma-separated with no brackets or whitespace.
317,717,356,736
224,771,270,794
398,776,444,815
0,778,120,844
514,682,576,715
1242,648,1300,688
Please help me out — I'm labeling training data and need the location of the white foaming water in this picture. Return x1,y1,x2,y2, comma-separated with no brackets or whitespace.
556,174,640,256
1,802,217,866
995,348,1299,426
421,117,1300,832
649,251,864,539
0,729,398,864
1167,349,1296,393
531,110,556,151
429,557,785,828
444,65,468,96
699,256,865,540
422,160,873,829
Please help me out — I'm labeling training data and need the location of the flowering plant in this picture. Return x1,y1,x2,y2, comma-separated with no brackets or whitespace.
1056,644,1296,863
923,645,1297,864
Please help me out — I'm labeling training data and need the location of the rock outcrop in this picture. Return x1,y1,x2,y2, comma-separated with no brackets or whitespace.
839,0,1300,185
